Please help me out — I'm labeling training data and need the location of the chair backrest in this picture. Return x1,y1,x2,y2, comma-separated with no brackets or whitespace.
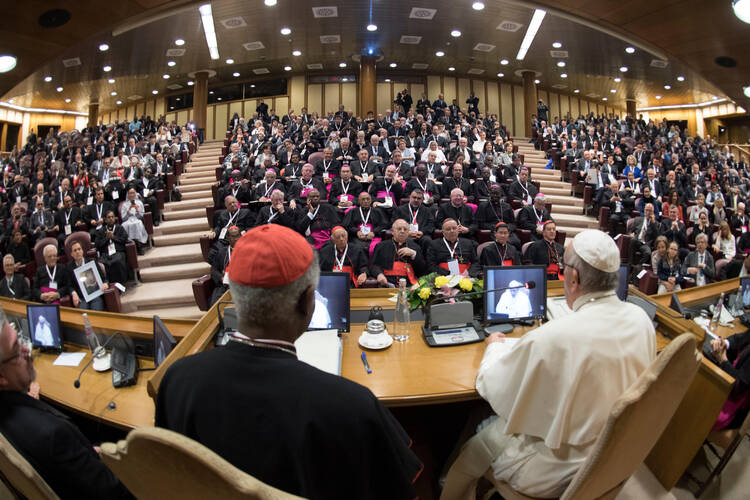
477,241,492,259
64,231,92,260
0,431,59,499
561,333,701,500
33,237,58,267
100,427,303,500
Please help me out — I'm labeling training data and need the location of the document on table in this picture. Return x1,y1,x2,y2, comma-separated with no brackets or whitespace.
53,352,86,367
295,329,342,376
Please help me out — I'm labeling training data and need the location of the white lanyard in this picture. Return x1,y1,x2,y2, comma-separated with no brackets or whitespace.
232,185,240,197
226,246,232,266
341,181,350,195
408,205,419,224
96,204,103,220
322,160,331,173
384,180,392,195
359,207,371,225
225,210,239,228
334,245,349,270
309,205,320,219
46,265,56,283
263,182,276,197
415,177,427,192
65,209,72,224
267,208,278,223
519,182,530,197
6,277,14,296
533,206,543,223
443,238,457,260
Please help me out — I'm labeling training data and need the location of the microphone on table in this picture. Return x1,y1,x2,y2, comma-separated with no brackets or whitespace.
73,333,121,389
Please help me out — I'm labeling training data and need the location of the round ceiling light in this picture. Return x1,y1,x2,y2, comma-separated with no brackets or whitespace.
65,98,71,103
733,0,750,24
99,43,109,52
625,46,635,54
574,89,580,93
103,65,112,72
108,78,115,83
451,30,462,37
284,65,292,71
116,100,122,105
743,86,750,98
175,39,185,46
280,27,291,35
677,76,685,82
655,95,662,99
152,90,158,94
264,0,277,6
339,62,347,68
560,73,567,78
56,86,63,92
557,61,566,67
472,2,485,10
44,76,52,82
614,77,621,82
448,66,455,71
110,91,117,96
187,81,194,86
167,61,176,67
389,62,397,68
610,89,617,93
162,74,170,79
385,78,391,82
233,72,240,77
534,79,540,84
292,50,302,56
602,97,608,101
500,59,509,65
619,66,628,72
552,42,562,48
226,58,234,64
664,84,671,89
497,72,504,77
435,51,445,57
366,24,377,31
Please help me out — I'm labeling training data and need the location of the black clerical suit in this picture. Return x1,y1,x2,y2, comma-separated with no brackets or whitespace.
516,205,552,241
341,206,388,242
391,203,435,250
435,203,476,237
524,239,566,280
293,203,340,243
328,179,362,205
288,178,325,204
208,241,232,306
369,177,403,206
53,206,85,246
427,237,479,277
155,341,422,500
440,176,472,199
370,238,428,286
0,391,132,499
629,216,659,265
0,273,30,300
318,241,370,286
716,330,750,428
404,177,439,203
31,264,73,302
480,241,522,267
508,180,539,204
254,205,294,228
213,208,253,238
94,223,130,286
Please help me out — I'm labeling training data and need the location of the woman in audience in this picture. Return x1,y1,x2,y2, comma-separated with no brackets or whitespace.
657,241,683,294
713,221,736,261
690,210,713,246
661,190,684,222
156,125,171,148
651,235,668,270
120,188,149,252
420,140,447,164
711,196,727,225
622,154,642,180
477,141,495,166
688,193,707,224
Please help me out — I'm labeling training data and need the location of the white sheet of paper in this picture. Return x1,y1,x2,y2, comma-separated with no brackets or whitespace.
637,269,647,279
53,352,86,367
448,259,461,275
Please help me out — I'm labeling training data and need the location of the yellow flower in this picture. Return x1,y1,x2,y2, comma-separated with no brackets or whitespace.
434,276,449,288
418,287,432,300
459,278,473,291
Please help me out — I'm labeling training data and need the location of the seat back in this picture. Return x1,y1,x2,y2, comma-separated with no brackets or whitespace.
99,427,303,500
33,237,58,267
477,241,492,259
561,334,701,500
0,431,59,499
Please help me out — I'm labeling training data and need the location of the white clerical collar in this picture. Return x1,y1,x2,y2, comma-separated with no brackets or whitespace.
571,290,617,312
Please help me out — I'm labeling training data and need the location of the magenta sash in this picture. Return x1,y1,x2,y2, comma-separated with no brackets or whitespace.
301,187,313,198
40,286,61,305
467,203,478,215
310,229,330,250
376,190,396,204
713,354,750,430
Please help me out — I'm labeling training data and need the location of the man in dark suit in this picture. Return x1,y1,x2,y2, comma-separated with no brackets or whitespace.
508,168,538,205
523,221,566,281
209,196,253,242
659,205,688,256
597,180,632,236
641,168,663,203
436,188,475,238
0,323,132,498
629,202,659,265
475,185,520,249
52,195,86,247
85,188,114,238
0,254,30,300
682,233,715,286
95,211,130,288
32,243,73,304
391,189,435,252
440,163,472,199
517,194,552,241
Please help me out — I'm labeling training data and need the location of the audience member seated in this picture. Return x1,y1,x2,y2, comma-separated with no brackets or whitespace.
436,188,475,238
524,220,565,280
391,189,435,251
371,219,427,287
5,229,31,267
95,210,130,288
709,331,750,430
318,226,369,287
293,189,340,249
713,221,736,261
682,232,715,286
31,244,71,304
652,235,669,270
516,194,551,241
427,219,479,277
657,241,684,294
479,222,522,267
208,226,241,306
629,203,659,266
67,241,107,311
0,254,30,300
119,188,149,253
508,167,538,205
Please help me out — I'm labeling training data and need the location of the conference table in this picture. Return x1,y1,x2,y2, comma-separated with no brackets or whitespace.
12,278,741,491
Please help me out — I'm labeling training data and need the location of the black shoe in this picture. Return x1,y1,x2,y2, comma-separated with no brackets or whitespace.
153,220,160,227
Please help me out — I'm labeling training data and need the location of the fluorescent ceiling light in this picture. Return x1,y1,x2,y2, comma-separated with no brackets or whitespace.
0,101,87,116
516,9,546,61
199,4,220,60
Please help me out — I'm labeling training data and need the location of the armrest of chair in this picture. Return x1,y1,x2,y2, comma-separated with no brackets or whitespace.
192,274,215,311
617,234,632,261
638,270,658,295
156,190,165,212
598,206,610,231
215,167,223,182
200,236,213,262
19,262,36,283
143,212,154,235
103,287,122,313
166,173,175,192
516,229,531,244
125,241,139,273
381,229,393,240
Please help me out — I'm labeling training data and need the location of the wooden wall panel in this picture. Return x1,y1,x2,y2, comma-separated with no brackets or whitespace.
341,83,357,115
290,75,306,114
513,85,525,138
426,76,441,100
486,81,499,116
324,83,340,114
571,97,580,118
549,92,560,122
155,98,165,119
214,104,228,141
245,99,257,120
472,80,485,113
176,110,188,127
560,93,570,119
307,84,322,115
206,104,215,141
376,83,391,115
228,101,242,121
411,83,425,105
500,83,513,132
275,97,289,117
443,77,456,103
457,78,471,109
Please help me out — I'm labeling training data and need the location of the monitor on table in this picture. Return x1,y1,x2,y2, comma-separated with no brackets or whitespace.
27,304,62,351
308,272,350,332
484,266,547,323
740,277,750,308
153,315,177,367
617,264,630,301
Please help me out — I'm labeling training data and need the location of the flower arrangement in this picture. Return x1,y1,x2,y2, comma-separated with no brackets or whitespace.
405,272,484,311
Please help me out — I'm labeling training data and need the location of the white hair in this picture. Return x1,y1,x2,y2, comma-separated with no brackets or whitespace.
43,244,57,257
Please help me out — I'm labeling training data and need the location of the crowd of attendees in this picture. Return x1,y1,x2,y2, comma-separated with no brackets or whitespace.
202,94,748,304
0,117,197,310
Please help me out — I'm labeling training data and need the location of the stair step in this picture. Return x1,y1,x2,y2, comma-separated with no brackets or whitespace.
137,243,204,268
181,175,217,185
120,278,197,309
153,230,208,246
186,165,220,173
182,190,214,200
545,194,582,206
552,204,583,215
130,304,204,320
190,159,220,167
552,213,599,228
538,180,569,190
165,198,212,211
163,208,208,221
140,261,211,282
154,217,209,236
180,182,214,193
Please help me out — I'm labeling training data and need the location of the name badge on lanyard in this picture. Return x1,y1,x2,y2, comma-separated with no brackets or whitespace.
444,239,461,275
408,206,419,232
108,241,116,256
112,190,119,200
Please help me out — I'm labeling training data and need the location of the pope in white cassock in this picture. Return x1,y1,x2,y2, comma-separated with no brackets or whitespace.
442,229,656,498
495,280,532,318
34,315,54,346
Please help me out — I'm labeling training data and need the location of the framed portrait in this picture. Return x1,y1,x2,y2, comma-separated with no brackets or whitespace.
73,260,104,303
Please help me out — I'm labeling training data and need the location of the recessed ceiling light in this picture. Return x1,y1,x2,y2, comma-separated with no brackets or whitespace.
44,76,52,82
163,74,170,79
56,86,63,92
744,86,750,98
226,58,234,64
170,107,174,110
367,23,377,31
472,1,485,10
110,91,117,96
250,84,255,88
497,72,504,77
664,84,671,89
99,43,109,52
284,65,292,71
7,99,12,104
108,78,115,83
217,97,222,101
280,27,291,35
655,95,662,99
619,66,628,72
602,97,608,101
712,95,718,99
560,73,567,78
339,62,347,68
292,50,302,56
152,89,158,94
385,78,391,82
187,80,194,86
264,0,277,5
448,66,455,71
103,65,112,72
65,98,71,103
176,98,181,101
534,79,540,84
552,42,562,48
500,59,509,65
733,0,750,23
175,39,185,46
574,89,580,93
677,76,685,82
435,51,445,57
342,77,349,82
614,77,621,83
389,62,397,68
451,30,461,37
209,90,214,94
233,72,240,77
116,100,122,105
167,61,176,67
557,61,566,67
610,89,616,93
625,46,635,54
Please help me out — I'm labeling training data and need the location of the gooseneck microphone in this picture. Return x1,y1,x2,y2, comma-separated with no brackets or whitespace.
73,333,122,388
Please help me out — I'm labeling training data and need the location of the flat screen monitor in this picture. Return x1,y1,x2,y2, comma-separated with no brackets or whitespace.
26,305,62,350
741,277,750,309
308,272,350,332
617,264,630,301
153,315,177,368
484,266,547,323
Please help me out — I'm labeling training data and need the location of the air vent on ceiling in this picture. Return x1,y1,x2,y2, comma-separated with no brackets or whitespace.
127,95,142,101
220,17,247,29
552,84,567,89
319,35,340,44
412,63,428,70
473,43,496,52
650,59,668,68
312,6,338,18
307,63,324,69
409,7,436,19
62,57,81,67
400,35,422,44
166,49,185,57
496,20,523,32
467,68,485,74
243,41,266,51
166,84,183,90
586,93,599,98
550,50,568,58
253,68,270,74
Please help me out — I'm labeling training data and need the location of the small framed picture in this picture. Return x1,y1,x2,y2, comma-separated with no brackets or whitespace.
73,260,104,303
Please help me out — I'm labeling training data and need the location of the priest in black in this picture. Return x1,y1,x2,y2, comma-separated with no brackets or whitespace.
427,219,480,277
155,224,422,500
508,167,538,205
524,221,566,280
254,190,294,228
318,227,370,287
475,185,520,249
480,222,522,267
391,189,435,251
31,244,73,304
517,194,552,241
288,164,325,205
327,165,362,207
0,254,31,300
293,189,340,249
436,188,476,238
94,211,130,287
370,164,403,207
341,192,389,246
404,163,439,205
440,163,472,199
372,219,428,287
